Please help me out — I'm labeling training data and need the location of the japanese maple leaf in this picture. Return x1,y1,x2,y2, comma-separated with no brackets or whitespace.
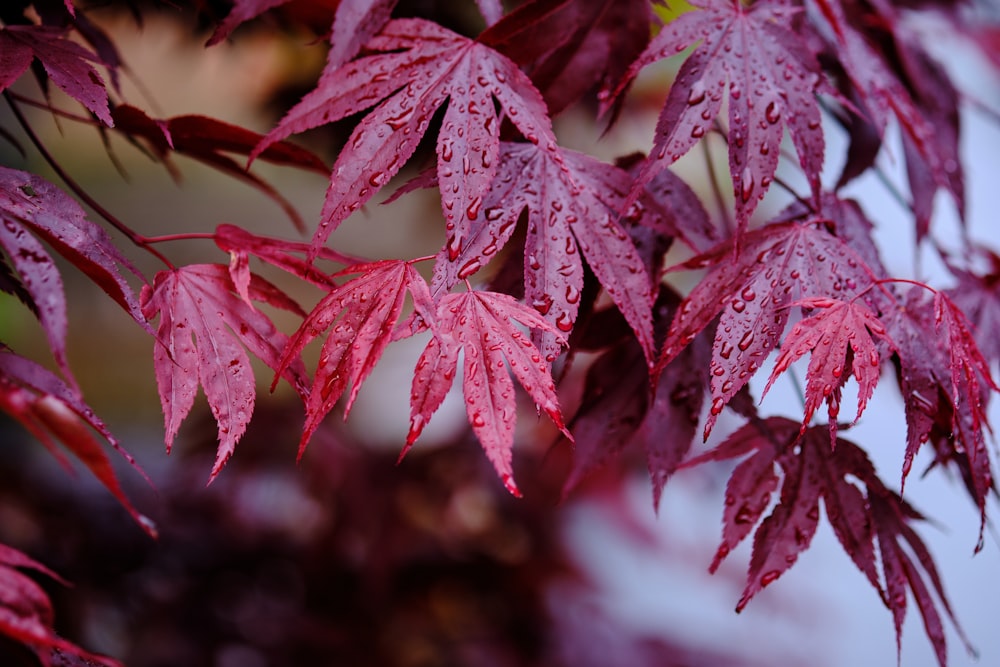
884,286,996,532
681,417,969,664
214,223,361,293
479,0,654,116
809,0,962,241
658,220,881,439
762,297,897,443
0,24,112,125
0,542,123,667
275,259,436,454
565,288,710,508
609,0,827,235
0,349,154,536
141,264,308,479
112,105,328,232
405,290,571,496
0,167,150,386
945,245,1000,369
251,18,557,254
686,419,882,608
867,487,974,667
428,141,655,363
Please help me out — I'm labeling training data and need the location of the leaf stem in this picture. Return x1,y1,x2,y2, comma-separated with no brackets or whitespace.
4,92,175,270
705,123,733,237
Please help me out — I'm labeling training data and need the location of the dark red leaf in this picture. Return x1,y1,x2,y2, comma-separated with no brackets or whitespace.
0,25,112,125
0,350,154,536
112,105,327,232
277,260,435,454
1,166,149,330
946,245,1000,368
884,286,996,534
762,297,896,442
683,420,882,611
214,223,361,291
429,141,655,364
206,0,293,46
405,290,571,495
610,0,827,236
0,542,122,667
810,0,963,240
251,18,558,254
140,264,308,479
480,0,654,116
658,221,881,439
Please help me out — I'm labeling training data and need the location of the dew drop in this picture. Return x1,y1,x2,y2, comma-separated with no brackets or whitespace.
556,312,574,332
765,101,781,124
447,234,462,261
687,81,707,105
466,196,482,220
532,295,553,315
691,125,706,139
740,168,754,203
710,397,725,415
720,341,734,359
458,257,481,279
565,285,580,304
760,570,781,587
732,300,746,313
386,106,415,130
738,331,754,351
441,142,453,161
741,287,756,301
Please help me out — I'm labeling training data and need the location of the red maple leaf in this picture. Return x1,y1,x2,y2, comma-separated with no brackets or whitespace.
251,18,557,253
0,542,123,667
682,417,970,665
884,286,997,533
428,141,656,363
140,264,308,479
0,24,112,125
0,167,150,386
480,0,654,116
609,0,827,234
404,289,571,496
0,349,154,536
564,287,710,507
867,485,975,667
214,223,361,294
658,220,882,439
762,296,897,442
275,259,436,454
111,105,328,232
945,245,1000,370
810,0,963,241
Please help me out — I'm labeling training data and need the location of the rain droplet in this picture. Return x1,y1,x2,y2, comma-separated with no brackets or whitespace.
738,331,754,351
765,101,781,124
458,257,481,279
740,168,755,203
466,196,482,220
760,570,781,587
556,312,574,332
687,81,707,105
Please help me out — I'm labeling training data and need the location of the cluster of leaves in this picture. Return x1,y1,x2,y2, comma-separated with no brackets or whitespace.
0,0,999,665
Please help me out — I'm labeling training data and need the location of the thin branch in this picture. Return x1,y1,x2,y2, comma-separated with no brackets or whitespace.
4,91,175,270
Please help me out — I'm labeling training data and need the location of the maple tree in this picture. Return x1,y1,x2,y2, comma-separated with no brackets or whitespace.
0,0,998,665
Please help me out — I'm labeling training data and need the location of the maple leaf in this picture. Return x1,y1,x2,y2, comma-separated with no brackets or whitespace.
275,259,436,455
609,0,827,235
884,286,997,533
809,0,963,240
0,349,154,536
0,542,123,667
404,289,570,495
762,296,897,443
0,24,112,125
251,18,558,254
214,223,361,293
0,166,150,385
111,105,328,232
683,419,881,606
564,287,710,507
428,141,656,363
140,264,308,479
945,245,1000,370
658,220,882,440
480,0,654,116
682,417,969,665
867,486,975,667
